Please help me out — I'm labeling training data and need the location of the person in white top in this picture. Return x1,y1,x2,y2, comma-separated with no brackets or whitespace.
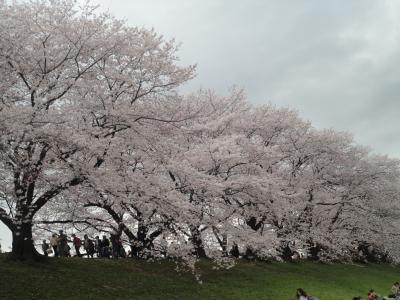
296,288,308,300
296,288,319,300
50,233,59,257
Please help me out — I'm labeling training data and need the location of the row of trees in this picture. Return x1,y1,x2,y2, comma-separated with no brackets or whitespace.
1,1,400,266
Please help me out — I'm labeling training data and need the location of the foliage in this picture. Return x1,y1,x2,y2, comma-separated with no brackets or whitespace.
0,0,400,268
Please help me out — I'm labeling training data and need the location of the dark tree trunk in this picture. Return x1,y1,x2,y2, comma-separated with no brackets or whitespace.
189,225,207,258
130,221,149,258
11,221,41,260
212,227,228,256
130,222,163,259
229,243,240,258
221,234,228,256
130,243,144,258
278,241,295,261
355,242,389,263
244,247,256,260
308,242,323,261
246,216,264,231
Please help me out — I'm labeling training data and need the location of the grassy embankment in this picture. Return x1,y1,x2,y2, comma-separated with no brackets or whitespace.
0,254,399,299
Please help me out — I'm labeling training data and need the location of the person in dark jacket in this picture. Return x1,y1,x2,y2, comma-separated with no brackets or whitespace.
72,234,82,257
83,234,95,258
57,230,70,257
41,240,50,257
110,234,121,258
101,235,110,258
229,242,240,258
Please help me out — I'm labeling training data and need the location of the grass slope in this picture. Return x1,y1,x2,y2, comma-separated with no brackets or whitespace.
0,255,399,300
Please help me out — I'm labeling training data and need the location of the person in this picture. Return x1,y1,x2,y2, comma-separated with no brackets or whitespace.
83,234,95,258
296,288,308,300
41,240,50,257
110,233,120,258
367,290,376,300
101,235,110,258
229,241,240,258
244,246,255,260
119,241,127,258
292,251,301,260
72,234,82,257
128,239,135,258
116,236,126,258
50,233,59,257
296,288,319,300
95,236,102,257
57,230,70,257
160,235,168,258
389,282,400,299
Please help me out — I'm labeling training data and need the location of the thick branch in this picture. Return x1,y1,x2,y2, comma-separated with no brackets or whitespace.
31,176,84,214
0,207,16,232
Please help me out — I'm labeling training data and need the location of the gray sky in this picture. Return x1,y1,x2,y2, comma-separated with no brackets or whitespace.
91,0,400,157
1,0,400,250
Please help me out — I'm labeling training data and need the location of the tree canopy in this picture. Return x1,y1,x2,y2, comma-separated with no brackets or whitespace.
1,0,399,267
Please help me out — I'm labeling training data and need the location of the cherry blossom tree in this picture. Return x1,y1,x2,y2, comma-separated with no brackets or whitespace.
0,0,194,259
31,87,400,266
2,0,400,268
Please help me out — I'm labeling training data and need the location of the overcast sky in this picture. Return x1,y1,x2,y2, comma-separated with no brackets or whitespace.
1,0,400,250
88,0,400,157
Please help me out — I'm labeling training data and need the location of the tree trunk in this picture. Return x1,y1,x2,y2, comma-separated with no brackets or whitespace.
246,216,264,231
278,241,295,261
130,221,148,258
11,221,40,260
189,225,207,258
308,242,323,261
212,227,228,256
221,234,228,256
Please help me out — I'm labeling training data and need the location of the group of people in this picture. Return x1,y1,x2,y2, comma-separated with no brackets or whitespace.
352,282,400,300
41,230,69,257
295,284,400,300
41,230,126,259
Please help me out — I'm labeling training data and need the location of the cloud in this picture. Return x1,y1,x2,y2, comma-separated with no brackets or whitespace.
80,1,400,159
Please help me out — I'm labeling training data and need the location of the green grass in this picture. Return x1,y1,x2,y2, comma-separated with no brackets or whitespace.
0,254,399,300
